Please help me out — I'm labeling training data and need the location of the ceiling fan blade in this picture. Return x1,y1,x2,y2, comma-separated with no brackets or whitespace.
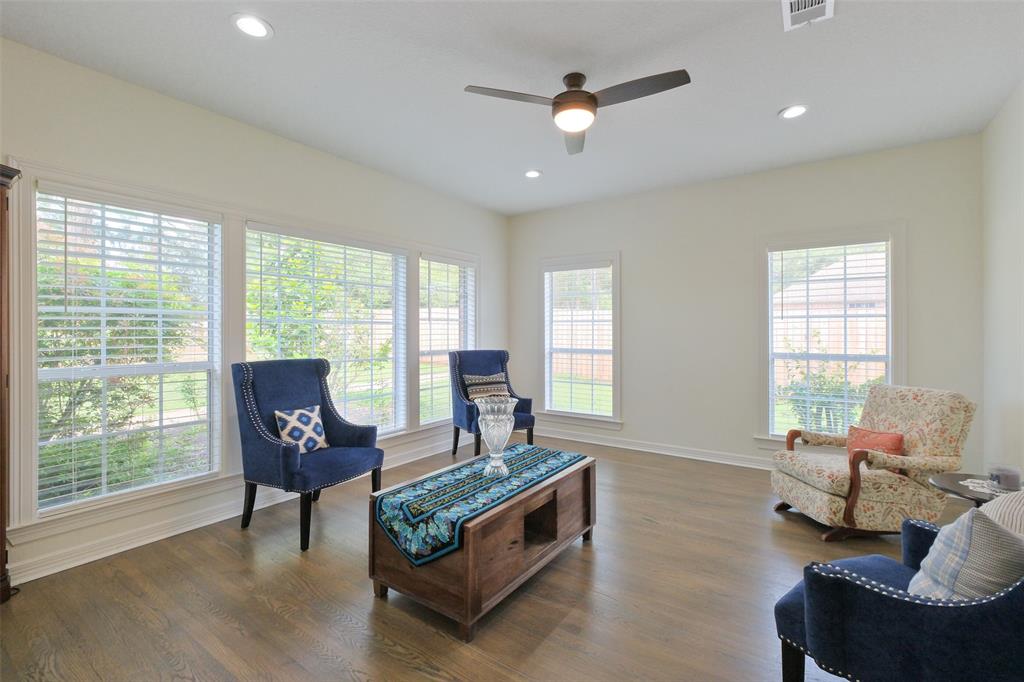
464,86,553,106
593,69,691,108
565,131,585,155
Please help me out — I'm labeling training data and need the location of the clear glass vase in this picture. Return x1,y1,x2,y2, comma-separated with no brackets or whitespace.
476,396,518,477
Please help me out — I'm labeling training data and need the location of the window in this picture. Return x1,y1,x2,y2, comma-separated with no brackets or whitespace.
35,188,221,509
543,259,617,417
768,240,891,436
245,227,407,433
419,257,475,424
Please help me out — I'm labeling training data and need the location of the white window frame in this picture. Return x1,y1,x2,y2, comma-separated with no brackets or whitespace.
9,162,226,522
757,225,907,441
244,220,410,435
540,252,622,424
416,252,478,426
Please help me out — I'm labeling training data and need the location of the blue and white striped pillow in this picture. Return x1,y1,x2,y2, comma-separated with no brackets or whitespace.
908,505,1024,600
463,372,510,401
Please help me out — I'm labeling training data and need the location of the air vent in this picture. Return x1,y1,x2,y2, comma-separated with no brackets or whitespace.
782,0,834,31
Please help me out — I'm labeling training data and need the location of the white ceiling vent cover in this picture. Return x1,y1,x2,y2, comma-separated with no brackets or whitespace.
782,0,834,31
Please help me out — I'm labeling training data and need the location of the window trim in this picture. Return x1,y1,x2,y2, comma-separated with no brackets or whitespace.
416,253,478,426
14,166,226,520
756,224,907,439
540,252,622,423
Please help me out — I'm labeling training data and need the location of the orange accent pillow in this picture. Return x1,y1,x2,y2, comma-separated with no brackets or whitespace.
847,425,904,457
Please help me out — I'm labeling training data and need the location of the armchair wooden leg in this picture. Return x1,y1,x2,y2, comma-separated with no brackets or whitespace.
371,467,382,493
821,526,853,542
474,433,481,457
527,427,534,445
781,639,805,682
241,482,257,529
773,501,792,512
452,426,460,456
311,489,321,503
300,493,313,551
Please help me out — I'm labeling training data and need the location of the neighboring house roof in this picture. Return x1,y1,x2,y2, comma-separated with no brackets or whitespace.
773,250,887,311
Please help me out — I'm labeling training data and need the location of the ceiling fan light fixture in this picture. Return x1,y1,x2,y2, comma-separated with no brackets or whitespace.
552,93,597,133
553,106,595,133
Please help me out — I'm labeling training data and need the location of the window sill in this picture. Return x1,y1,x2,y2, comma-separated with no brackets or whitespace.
538,410,623,431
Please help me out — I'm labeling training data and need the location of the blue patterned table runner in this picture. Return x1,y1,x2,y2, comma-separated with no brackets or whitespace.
375,444,586,566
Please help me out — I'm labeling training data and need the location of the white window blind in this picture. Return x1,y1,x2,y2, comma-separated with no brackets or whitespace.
768,240,890,435
35,190,221,509
245,227,407,433
544,264,615,417
419,258,475,424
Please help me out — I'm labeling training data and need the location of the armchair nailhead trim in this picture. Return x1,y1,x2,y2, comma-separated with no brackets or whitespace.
246,466,379,494
907,519,940,532
239,362,288,447
810,562,1024,606
450,353,473,404
777,635,859,682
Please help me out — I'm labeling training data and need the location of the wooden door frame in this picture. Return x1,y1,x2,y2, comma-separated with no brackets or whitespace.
1,163,23,602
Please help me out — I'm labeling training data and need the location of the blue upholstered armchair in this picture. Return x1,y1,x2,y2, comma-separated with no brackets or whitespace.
775,519,1024,681
448,350,534,457
230,359,384,551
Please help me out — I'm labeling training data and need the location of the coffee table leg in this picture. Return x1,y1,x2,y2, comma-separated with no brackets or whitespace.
373,581,388,598
459,622,476,642
582,528,593,542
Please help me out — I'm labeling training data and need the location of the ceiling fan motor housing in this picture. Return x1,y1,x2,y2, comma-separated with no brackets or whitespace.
551,89,598,121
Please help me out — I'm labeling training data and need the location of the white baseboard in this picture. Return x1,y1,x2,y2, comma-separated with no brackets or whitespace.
534,425,775,471
9,487,294,584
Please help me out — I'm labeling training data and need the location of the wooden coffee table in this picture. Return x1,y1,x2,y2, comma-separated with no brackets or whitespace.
369,456,596,641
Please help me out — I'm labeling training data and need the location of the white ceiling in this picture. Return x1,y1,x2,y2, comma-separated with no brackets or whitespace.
2,1,1023,215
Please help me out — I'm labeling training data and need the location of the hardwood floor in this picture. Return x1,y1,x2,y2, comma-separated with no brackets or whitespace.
0,436,969,681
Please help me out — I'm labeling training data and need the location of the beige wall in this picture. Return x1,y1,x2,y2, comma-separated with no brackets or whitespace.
982,80,1024,472
509,136,985,470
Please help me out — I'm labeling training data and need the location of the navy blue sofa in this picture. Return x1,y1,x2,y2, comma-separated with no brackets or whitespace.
230,358,384,551
775,518,1024,681
448,350,534,457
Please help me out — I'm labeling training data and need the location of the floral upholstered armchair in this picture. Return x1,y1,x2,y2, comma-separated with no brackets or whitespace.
771,385,976,541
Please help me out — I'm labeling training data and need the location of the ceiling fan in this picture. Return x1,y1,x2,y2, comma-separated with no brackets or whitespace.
464,69,691,155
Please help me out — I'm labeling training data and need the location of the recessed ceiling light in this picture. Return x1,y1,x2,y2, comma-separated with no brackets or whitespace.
524,169,542,179
778,104,808,120
232,13,273,39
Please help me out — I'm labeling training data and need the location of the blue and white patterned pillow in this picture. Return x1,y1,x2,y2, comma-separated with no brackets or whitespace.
908,506,1024,600
275,405,329,454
